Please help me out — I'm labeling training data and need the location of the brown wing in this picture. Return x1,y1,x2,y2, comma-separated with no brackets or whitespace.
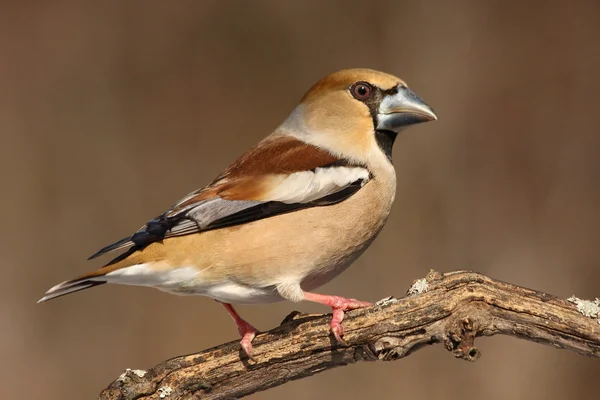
167,134,339,213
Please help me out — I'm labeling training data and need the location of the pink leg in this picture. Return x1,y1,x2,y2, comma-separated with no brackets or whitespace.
303,292,372,345
219,302,257,360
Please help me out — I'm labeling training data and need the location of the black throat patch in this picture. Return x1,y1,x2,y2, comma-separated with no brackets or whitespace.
374,130,398,162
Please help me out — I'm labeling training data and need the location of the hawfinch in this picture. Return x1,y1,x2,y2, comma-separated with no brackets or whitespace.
39,68,437,359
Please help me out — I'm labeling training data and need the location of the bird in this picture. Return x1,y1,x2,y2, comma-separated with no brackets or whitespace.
39,68,437,359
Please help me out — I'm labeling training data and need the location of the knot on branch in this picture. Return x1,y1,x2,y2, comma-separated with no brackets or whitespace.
444,317,481,362
370,336,406,361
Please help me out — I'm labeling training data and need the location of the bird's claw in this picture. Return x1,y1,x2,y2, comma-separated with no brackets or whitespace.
237,321,257,361
331,323,348,346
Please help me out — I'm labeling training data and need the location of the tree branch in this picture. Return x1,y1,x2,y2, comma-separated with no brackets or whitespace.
99,270,600,400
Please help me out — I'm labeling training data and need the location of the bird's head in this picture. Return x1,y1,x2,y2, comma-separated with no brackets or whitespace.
279,68,437,164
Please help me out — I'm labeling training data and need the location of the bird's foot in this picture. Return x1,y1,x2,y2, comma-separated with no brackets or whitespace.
303,293,372,345
219,301,258,361
236,319,257,361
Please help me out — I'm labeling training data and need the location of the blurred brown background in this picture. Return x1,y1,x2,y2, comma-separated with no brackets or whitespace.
2,1,599,399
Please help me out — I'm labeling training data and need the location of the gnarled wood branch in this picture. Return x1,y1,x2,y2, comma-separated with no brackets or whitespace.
99,270,600,400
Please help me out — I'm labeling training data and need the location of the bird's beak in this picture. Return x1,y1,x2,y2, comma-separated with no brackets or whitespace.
376,85,437,133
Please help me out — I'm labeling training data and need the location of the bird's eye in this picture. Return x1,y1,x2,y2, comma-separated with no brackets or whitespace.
350,82,373,101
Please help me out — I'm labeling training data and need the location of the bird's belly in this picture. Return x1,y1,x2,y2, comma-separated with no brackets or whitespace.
154,239,369,303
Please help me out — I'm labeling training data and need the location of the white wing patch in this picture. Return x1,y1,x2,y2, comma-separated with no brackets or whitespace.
263,166,370,203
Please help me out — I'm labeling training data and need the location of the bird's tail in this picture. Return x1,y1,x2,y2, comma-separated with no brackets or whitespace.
37,279,106,303
38,247,139,303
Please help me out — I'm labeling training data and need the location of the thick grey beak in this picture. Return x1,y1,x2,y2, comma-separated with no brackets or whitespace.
376,85,437,133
